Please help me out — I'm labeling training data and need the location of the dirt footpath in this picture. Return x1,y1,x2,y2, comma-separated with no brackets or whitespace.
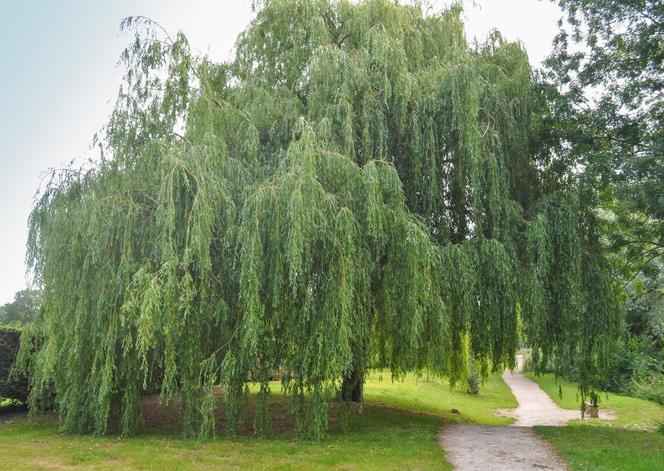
439,424,568,471
438,356,580,470
498,369,580,426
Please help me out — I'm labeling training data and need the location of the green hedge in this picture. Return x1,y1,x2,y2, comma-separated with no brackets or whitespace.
0,324,28,404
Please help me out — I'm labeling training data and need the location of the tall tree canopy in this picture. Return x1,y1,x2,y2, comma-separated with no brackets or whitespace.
18,0,619,439
543,0,663,287
539,0,663,404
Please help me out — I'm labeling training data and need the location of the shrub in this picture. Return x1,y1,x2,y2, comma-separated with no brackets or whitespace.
0,324,28,404
600,335,663,405
466,358,481,395
632,376,664,406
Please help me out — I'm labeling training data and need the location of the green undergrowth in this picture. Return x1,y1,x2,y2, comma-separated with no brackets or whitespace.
525,372,664,429
1,398,22,407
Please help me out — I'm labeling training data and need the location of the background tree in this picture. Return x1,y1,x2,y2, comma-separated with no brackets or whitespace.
0,289,41,325
543,0,663,283
540,0,663,401
18,0,619,439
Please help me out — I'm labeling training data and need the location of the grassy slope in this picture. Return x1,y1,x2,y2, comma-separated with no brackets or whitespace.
364,371,517,425
524,372,664,429
0,373,515,470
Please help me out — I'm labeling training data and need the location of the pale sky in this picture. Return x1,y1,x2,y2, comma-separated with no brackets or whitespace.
0,0,562,304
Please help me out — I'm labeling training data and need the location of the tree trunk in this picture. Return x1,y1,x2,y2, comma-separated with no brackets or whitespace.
341,368,363,402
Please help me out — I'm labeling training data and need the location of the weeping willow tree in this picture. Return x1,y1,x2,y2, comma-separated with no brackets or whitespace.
17,0,619,439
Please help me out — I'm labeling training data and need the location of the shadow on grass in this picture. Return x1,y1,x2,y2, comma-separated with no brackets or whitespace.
136,388,444,438
0,393,450,470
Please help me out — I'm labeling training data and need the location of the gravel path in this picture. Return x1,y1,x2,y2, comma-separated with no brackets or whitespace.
439,425,568,471
438,356,578,470
498,369,580,426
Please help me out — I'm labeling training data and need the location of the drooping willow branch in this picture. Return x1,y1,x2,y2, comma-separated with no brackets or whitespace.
17,0,619,440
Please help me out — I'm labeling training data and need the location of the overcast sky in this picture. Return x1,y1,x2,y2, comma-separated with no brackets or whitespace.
0,0,562,304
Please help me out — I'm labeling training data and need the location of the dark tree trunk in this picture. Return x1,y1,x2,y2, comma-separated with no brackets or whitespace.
341,368,363,402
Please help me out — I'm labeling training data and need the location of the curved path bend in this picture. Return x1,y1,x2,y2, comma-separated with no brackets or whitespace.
498,368,580,427
439,356,579,470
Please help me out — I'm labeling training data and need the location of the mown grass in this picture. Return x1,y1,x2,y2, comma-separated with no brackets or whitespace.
536,426,664,471
0,407,449,471
363,371,517,425
0,373,515,470
15,371,664,471
527,372,664,470
524,372,664,429
2,371,662,470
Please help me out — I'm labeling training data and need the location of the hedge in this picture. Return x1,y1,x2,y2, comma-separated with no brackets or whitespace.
0,324,28,404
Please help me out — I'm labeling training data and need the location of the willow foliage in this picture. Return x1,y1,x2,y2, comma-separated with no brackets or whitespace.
19,0,619,439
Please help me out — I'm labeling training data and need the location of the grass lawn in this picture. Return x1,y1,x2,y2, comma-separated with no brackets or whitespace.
524,372,664,430
3,371,662,470
0,373,515,470
536,426,664,471
363,371,517,425
527,373,664,470
0,407,449,471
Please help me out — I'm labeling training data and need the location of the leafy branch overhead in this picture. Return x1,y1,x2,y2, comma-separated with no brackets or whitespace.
18,0,619,439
